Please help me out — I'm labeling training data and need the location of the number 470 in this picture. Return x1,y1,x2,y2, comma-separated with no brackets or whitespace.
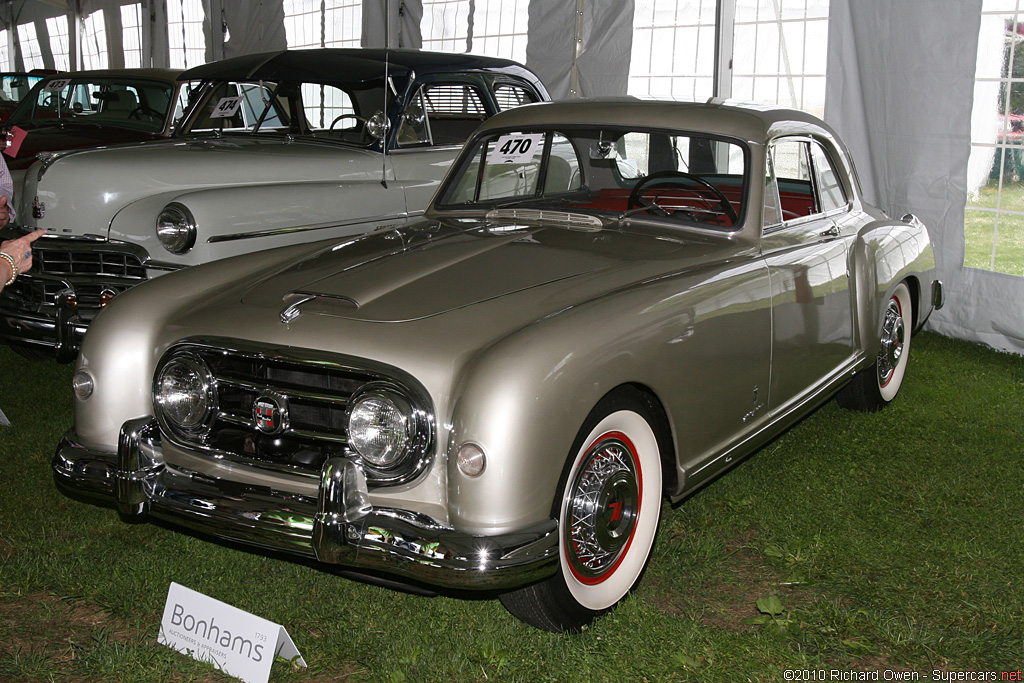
499,138,533,155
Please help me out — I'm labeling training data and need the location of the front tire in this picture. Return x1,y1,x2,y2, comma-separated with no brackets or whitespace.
837,281,913,412
500,390,664,632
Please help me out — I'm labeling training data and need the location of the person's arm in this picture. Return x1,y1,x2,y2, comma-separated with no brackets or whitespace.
0,229,46,293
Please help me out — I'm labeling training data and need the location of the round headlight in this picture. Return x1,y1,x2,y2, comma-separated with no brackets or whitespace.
155,354,215,433
156,203,197,254
347,390,412,469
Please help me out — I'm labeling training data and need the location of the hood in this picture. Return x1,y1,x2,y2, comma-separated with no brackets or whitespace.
3,122,165,170
239,219,693,323
22,136,383,237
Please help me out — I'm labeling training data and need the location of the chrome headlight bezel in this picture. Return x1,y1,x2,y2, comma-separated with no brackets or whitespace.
156,202,197,255
153,351,218,440
346,382,432,484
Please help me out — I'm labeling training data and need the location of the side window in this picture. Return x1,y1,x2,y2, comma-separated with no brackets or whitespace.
397,83,487,147
301,83,355,130
494,83,538,111
810,142,848,213
768,139,816,222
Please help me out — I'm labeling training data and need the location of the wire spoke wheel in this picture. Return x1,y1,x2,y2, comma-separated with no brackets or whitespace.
500,390,664,631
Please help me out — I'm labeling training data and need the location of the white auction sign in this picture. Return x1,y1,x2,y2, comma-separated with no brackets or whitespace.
158,582,306,683
487,133,545,164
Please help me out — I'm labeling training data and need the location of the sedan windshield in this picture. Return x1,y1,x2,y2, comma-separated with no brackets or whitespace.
438,127,748,229
181,78,387,146
10,77,182,133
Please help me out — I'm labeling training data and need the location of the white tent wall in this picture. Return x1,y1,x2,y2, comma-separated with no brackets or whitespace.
822,1,1018,352
525,0,633,99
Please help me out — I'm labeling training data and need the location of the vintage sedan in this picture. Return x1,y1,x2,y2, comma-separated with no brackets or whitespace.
1,49,546,360
1,69,190,172
53,98,943,632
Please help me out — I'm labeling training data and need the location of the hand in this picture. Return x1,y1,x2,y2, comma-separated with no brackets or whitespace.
0,228,46,278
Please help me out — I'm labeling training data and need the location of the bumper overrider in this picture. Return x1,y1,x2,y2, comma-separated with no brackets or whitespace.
0,284,87,362
53,417,559,591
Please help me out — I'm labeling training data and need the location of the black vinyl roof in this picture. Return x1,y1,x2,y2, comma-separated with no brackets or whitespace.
179,48,537,85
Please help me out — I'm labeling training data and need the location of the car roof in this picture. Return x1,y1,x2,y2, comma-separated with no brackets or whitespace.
473,96,837,143
38,68,183,81
179,48,539,85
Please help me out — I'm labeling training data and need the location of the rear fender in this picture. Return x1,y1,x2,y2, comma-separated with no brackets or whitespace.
851,214,936,357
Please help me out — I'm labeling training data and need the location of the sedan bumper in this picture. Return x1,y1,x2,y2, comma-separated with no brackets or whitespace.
53,418,559,592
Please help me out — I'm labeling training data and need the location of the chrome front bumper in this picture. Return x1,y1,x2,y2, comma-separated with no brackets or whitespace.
0,290,87,362
53,418,559,592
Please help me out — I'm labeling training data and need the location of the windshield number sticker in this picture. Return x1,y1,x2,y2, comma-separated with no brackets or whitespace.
488,134,544,165
43,79,70,93
210,96,243,118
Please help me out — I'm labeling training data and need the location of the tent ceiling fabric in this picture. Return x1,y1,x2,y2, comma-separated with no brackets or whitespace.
4,0,1017,353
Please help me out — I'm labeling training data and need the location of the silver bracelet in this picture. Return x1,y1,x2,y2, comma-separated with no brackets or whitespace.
0,251,17,286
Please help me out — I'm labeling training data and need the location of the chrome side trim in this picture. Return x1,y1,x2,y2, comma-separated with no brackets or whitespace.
53,427,559,591
207,211,423,244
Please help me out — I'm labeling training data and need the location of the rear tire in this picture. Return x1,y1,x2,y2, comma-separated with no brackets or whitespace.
837,281,913,412
500,389,663,632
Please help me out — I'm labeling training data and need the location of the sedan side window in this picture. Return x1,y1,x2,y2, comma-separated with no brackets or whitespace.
397,83,488,147
494,83,538,111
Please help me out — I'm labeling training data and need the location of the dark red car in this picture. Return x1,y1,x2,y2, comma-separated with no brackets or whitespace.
2,68,192,170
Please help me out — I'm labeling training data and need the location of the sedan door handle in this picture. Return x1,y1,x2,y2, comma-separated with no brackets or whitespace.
819,225,841,238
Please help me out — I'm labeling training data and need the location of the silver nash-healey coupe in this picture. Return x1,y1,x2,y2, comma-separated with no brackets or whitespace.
1,49,546,361
54,97,943,632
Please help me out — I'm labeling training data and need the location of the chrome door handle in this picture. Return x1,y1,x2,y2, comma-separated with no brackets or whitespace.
820,225,841,237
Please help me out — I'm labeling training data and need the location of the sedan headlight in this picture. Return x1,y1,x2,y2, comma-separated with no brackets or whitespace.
347,384,430,480
154,353,216,436
156,202,197,254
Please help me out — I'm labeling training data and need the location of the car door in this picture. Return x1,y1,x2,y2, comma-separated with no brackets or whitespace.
761,136,857,414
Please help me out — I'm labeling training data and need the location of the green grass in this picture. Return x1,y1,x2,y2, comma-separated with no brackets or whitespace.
1,332,1023,682
966,179,1024,275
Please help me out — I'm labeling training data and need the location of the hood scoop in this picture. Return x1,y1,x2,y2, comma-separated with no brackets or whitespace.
279,292,358,323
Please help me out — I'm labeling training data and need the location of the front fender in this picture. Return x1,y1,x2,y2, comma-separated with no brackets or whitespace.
444,256,773,535
108,179,412,268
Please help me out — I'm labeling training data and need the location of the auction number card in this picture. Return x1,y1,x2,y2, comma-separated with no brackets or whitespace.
210,96,243,119
487,133,545,164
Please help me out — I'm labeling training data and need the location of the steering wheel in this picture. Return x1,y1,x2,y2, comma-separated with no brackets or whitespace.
129,106,162,121
330,113,367,130
627,170,738,224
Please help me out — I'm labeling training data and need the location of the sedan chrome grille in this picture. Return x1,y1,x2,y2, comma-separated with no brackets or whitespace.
35,248,146,279
0,241,148,316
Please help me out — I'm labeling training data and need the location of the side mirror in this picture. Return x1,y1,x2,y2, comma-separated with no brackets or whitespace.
366,110,390,141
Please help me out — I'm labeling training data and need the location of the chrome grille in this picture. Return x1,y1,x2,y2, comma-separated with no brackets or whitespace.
35,248,145,279
0,242,147,315
159,340,433,482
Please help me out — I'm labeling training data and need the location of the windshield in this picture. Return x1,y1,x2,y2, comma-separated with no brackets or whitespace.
10,77,185,133
181,78,387,145
438,126,748,229
0,74,45,104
